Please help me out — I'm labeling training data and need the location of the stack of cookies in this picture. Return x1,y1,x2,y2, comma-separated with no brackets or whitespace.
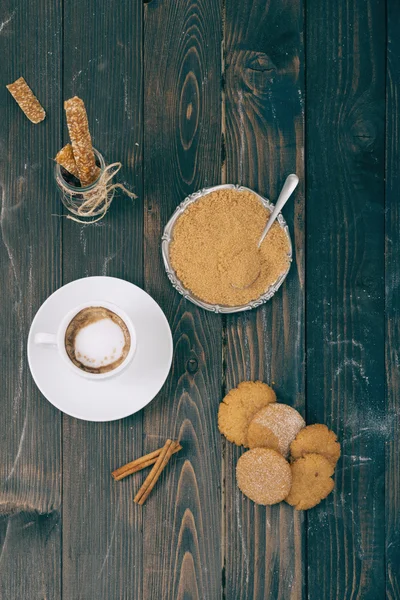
218,381,341,510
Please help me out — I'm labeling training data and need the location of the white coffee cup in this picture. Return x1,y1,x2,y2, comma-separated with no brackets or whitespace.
34,300,136,380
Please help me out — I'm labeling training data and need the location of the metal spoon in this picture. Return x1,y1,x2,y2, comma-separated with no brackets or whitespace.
229,174,299,289
257,173,299,248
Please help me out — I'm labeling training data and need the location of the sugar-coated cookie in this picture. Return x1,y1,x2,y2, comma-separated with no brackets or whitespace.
236,448,292,505
247,403,305,457
218,381,276,446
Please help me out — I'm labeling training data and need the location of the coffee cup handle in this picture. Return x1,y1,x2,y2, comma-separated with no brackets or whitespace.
34,333,57,346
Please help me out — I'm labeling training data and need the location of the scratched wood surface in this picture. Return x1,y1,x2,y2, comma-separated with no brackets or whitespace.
143,0,222,598
0,0,396,599
0,1,62,599
306,0,386,598
223,1,305,598
386,1,400,598
61,1,143,599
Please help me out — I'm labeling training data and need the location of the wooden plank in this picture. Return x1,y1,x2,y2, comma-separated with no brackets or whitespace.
223,1,305,599
0,0,62,598
385,2,400,597
61,1,143,598
143,0,223,598
306,0,386,598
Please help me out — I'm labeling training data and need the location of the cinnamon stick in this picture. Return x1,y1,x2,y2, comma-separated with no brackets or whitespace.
112,443,182,481
134,439,179,505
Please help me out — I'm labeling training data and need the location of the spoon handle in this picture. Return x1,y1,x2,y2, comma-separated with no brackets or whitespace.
258,174,299,248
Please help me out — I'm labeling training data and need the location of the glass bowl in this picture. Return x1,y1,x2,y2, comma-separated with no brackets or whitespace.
161,184,292,314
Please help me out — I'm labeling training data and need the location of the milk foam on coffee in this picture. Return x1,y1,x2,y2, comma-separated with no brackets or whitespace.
64,306,131,374
74,318,126,368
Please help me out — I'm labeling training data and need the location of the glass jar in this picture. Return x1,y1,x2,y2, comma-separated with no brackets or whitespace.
54,148,115,221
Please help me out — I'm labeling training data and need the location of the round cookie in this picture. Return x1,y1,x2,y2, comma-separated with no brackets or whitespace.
218,381,276,446
290,424,341,467
247,403,305,457
236,448,292,505
285,453,335,510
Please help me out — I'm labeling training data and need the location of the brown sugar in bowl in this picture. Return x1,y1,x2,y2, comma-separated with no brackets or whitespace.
161,184,293,313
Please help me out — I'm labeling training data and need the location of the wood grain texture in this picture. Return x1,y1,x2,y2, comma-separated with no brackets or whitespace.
61,1,143,598
385,2,400,598
0,1,393,598
143,0,222,598
0,0,62,598
306,0,386,598
223,1,305,598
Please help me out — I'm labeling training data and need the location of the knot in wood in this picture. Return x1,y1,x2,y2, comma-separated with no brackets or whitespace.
186,357,198,374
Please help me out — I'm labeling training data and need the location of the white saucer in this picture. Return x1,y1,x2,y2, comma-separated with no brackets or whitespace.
27,277,173,421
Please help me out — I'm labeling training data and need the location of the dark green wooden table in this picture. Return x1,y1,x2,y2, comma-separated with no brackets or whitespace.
0,0,398,598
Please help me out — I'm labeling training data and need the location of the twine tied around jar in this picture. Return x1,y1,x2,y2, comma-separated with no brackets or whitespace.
59,162,137,224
